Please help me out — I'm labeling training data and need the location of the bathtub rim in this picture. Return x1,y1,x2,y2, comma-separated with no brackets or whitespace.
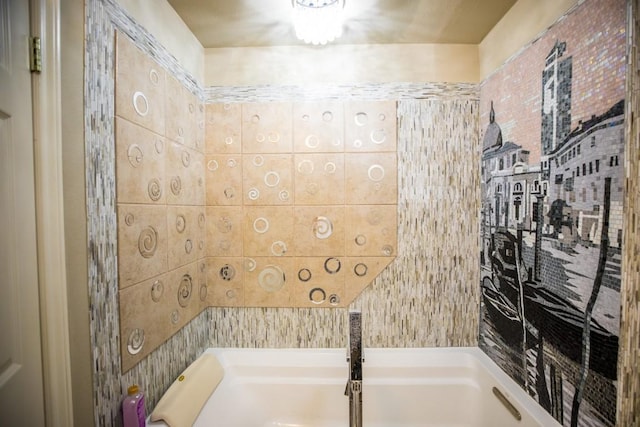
201,346,561,426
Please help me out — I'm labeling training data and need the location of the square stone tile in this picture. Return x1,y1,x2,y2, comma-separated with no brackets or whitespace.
117,204,168,288
294,153,345,205
243,206,294,257
115,32,165,136
242,154,293,205
115,117,165,204
166,142,205,205
243,257,294,307
292,206,345,256
344,100,397,152
205,154,243,206
119,271,172,372
165,262,205,329
165,75,203,151
345,205,397,257
206,257,244,307
292,257,346,308
167,206,206,270
206,103,242,154
293,101,344,152
206,206,243,257
345,152,397,204
242,102,293,153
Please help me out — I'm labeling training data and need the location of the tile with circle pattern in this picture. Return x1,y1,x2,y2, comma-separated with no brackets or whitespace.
166,141,205,206
119,270,172,372
243,206,295,257
165,73,193,147
205,257,244,307
205,154,243,206
344,101,397,152
115,117,166,205
117,204,168,289
243,257,295,307
293,101,345,153
293,256,346,308
205,206,243,257
242,153,293,205
206,103,242,154
292,206,345,256
293,153,345,205
114,32,165,136
345,205,398,257
167,206,206,270
345,152,397,205
242,102,293,153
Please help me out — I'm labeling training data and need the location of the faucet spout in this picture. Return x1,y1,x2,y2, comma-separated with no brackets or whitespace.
348,310,363,381
346,310,363,427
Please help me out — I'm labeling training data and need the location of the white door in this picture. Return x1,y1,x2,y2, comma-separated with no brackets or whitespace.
0,0,46,425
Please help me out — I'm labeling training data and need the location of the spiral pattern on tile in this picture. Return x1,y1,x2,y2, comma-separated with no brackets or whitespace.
312,216,333,239
170,176,182,196
176,215,186,233
148,178,162,201
127,144,143,168
127,328,145,355
151,280,164,302
177,274,192,307
258,265,285,292
220,264,236,281
138,226,158,258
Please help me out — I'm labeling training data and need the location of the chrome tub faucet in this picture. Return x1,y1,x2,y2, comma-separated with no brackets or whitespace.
345,310,363,427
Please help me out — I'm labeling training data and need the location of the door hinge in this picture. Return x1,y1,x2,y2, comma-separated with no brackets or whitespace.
30,36,42,73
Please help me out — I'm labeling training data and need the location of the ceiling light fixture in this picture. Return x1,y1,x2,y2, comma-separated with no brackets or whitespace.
292,0,345,46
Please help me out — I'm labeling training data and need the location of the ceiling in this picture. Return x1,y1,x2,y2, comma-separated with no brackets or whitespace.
166,0,518,48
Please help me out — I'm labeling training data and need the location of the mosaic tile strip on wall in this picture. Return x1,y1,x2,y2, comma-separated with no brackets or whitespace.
617,0,640,424
478,0,626,425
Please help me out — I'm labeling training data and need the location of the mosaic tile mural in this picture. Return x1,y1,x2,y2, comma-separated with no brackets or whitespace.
478,0,626,426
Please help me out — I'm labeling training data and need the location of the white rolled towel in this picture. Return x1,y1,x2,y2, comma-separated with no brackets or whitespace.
150,353,224,427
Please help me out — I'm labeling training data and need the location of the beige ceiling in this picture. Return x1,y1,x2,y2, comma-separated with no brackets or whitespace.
167,0,518,48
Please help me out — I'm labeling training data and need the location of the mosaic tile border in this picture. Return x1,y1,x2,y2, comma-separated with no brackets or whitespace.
99,0,200,96
204,82,479,103
617,1,640,424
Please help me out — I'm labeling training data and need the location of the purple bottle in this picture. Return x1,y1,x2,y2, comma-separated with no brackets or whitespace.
122,385,146,427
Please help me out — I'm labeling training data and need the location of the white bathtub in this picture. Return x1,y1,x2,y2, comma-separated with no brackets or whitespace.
149,347,560,427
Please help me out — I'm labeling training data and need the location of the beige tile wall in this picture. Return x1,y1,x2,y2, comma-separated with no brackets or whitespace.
205,100,398,309
115,32,399,370
114,32,207,371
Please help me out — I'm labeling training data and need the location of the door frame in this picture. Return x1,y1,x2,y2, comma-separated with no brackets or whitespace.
30,0,74,425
